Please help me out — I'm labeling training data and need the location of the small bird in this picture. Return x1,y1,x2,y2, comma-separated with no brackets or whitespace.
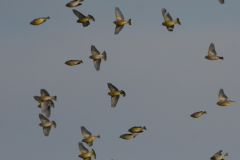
39,114,56,136
113,7,131,34
81,126,100,147
211,150,228,160
205,43,223,60
34,89,57,102
89,45,106,71
66,0,83,7
30,17,50,25
78,142,96,159
190,111,207,118
72,9,95,27
34,96,54,118
217,89,235,106
161,8,180,31
65,60,83,66
128,126,147,133
120,134,137,140
107,83,125,107
219,0,224,4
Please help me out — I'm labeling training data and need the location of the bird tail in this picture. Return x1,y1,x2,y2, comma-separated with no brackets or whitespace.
203,111,207,114
126,19,131,25
46,16,50,19
90,149,96,159
51,121,57,128
97,135,100,138
120,90,126,97
101,51,107,61
88,15,95,21
174,18,181,25
224,153,228,157
219,57,224,60
143,126,147,130
51,96,57,101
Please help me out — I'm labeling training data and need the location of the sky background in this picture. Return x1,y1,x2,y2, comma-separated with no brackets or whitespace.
1,0,240,159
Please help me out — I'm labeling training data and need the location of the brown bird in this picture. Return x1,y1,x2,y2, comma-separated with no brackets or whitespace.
205,43,223,60
39,114,56,136
190,111,206,118
128,126,147,133
81,126,100,147
78,142,96,159
72,9,95,27
113,7,131,34
210,150,228,160
89,45,106,71
30,17,50,25
120,134,137,140
107,83,125,107
65,60,83,66
66,0,83,7
217,89,235,106
34,89,57,102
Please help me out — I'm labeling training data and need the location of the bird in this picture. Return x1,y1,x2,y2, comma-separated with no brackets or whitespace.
72,9,95,27
210,150,228,160
81,126,100,147
113,7,131,34
120,134,137,140
161,8,180,31
219,0,224,4
78,142,96,159
65,60,83,66
30,17,50,25
128,126,147,133
39,114,56,136
34,89,57,102
190,111,207,118
89,45,106,71
217,89,235,106
66,0,83,7
34,96,54,118
205,43,223,60
107,83,125,107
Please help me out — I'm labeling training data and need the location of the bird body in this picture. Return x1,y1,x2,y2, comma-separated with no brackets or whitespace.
161,8,180,31
211,150,228,160
66,0,83,7
107,83,125,107
30,17,50,25
120,134,137,140
78,142,96,159
190,111,206,118
219,0,224,4
81,126,100,147
205,43,223,60
65,60,83,66
128,126,147,133
73,9,95,27
217,89,235,106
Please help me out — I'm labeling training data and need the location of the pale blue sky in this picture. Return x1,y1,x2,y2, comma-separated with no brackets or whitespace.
1,0,240,160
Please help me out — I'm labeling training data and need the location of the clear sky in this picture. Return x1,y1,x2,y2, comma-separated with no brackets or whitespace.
1,0,240,160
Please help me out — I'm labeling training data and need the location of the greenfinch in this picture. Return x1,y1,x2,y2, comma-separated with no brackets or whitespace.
89,45,107,71
39,114,56,136
72,9,95,27
219,0,224,4
161,8,180,31
113,7,131,34
120,134,137,140
128,126,147,133
107,83,125,107
190,111,206,118
66,0,83,7
211,150,228,160
30,17,50,25
78,142,96,159
65,60,83,66
35,89,57,102
205,43,223,60
217,89,235,106
81,126,100,147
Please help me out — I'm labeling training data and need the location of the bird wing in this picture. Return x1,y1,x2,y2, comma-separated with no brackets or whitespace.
91,45,100,55
79,142,89,154
81,126,92,138
43,126,51,136
208,43,217,56
219,0,224,4
108,83,119,91
41,89,50,96
114,25,124,34
111,95,120,107
82,21,90,27
84,157,91,160
33,96,41,103
115,7,124,21
93,59,101,71
39,114,49,122
73,9,86,18
86,141,93,147
214,150,222,157
218,89,228,102
41,101,51,118
161,8,172,22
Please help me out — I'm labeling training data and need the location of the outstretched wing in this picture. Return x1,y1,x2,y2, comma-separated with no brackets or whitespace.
91,45,100,55
161,8,172,22
73,9,86,18
111,95,120,107
81,126,92,138
41,89,50,96
115,7,124,21
218,89,228,102
79,142,89,154
114,25,124,34
208,43,217,56
39,114,49,122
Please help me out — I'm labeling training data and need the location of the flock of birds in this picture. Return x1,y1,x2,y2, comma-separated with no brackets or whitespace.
30,0,230,160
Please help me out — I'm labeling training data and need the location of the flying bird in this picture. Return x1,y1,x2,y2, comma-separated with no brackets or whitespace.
66,0,83,7
190,111,207,118
34,89,57,102
78,142,96,159
113,7,131,34
217,89,235,106
205,43,223,60
65,60,83,66
30,17,50,25
107,83,125,107
161,8,180,31
39,114,56,136
128,126,147,133
219,0,224,4
89,45,106,71
120,134,137,140
211,150,228,160
34,96,54,118
81,126,100,147
72,9,95,27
